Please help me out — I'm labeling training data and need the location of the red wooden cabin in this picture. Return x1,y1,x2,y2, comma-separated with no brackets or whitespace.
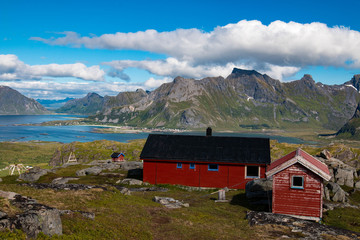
111,152,125,162
266,148,331,221
140,128,270,189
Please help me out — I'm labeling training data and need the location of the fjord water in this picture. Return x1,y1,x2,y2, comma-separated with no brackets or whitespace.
0,115,307,144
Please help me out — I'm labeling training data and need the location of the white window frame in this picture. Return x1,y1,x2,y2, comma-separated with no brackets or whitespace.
245,165,260,179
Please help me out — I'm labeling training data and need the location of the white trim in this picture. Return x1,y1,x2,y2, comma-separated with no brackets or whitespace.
266,158,298,177
266,156,331,181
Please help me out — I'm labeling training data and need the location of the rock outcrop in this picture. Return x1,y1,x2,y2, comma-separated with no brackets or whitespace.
324,182,349,203
18,167,50,182
153,196,189,209
117,178,149,186
0,191,62,238
76,166,103,176
245,178,272,206
246,211,360,239
318,153,358,187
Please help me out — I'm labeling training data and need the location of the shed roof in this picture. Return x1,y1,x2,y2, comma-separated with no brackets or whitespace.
111,152,124,158
140,134,270,164
266,148,331,181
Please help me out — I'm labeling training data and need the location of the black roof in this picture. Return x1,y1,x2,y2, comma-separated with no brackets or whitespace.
140,134,270,164
111,152,124,158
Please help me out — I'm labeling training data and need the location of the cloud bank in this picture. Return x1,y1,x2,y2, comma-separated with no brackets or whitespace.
0,54,105,81
3,80,144,100
32,20,360,71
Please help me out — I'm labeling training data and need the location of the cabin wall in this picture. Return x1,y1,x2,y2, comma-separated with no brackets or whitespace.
143,161,157,184
143,160,267,189
272,163,323,218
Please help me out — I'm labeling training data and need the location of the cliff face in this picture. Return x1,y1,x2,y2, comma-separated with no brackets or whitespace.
89,68,360,130
336,104,360,139
0,86,48,115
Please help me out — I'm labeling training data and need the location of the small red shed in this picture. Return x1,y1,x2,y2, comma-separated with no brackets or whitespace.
266,148,331,221
111,152,125,162
140,128,270,189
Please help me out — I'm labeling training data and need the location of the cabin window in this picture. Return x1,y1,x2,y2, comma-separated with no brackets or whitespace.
177,163,182,169
246,166,260,178
189,163,195,169
291,176,304,189
208,164,219,171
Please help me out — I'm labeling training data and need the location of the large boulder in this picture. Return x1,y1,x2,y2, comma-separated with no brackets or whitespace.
0,191,62,238
76,166,102,176
118,178,149,186
325,182,349,203
334,168,354,187
245,178,272,199
319,149,332,160
321,157,357,187
15,207,62,239
18,167,49,182
51,177,79,184
121,161,143,171
153,196,189,209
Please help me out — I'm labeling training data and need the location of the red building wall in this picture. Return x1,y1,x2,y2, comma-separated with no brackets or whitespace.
272,163,323,219
143,160,267,189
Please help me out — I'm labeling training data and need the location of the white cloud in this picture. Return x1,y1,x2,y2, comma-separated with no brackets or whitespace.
104,58,299,80
2,80,144,100
104,58,238,79
32,20,360,69
0,54,105,81
144,77,173,89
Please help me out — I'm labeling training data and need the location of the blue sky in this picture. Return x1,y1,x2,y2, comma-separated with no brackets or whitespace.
1,0,360,99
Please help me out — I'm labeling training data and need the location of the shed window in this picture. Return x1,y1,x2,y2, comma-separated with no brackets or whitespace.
246,166,259,178
177,163,182,169
189,163,195,169
291,176,304,189
208,164,218,171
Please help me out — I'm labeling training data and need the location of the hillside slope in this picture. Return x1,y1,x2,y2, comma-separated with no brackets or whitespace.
336,103,360,139
56,92,104,115
0,86,48,115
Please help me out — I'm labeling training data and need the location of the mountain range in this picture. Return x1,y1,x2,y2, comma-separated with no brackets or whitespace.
37,98,74,110
84,68,360,131
0,86,48,115
2,68,360,136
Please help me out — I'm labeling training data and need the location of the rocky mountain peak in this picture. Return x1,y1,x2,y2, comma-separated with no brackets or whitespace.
86,92,102,98
346,74,360,91
0,86,48,114
173,76,188,84
300,74,315,82
230,68,262,78
135,89,147,95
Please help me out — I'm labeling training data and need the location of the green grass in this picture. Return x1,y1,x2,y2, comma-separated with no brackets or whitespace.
0,141,61,169
323,207,360,233
51,139,146,166
0,183,256,239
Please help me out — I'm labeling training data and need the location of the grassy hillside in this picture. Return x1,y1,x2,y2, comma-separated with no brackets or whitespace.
0,141,61,169
49,139,146,166
0,157,359,239
0,139,360,238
